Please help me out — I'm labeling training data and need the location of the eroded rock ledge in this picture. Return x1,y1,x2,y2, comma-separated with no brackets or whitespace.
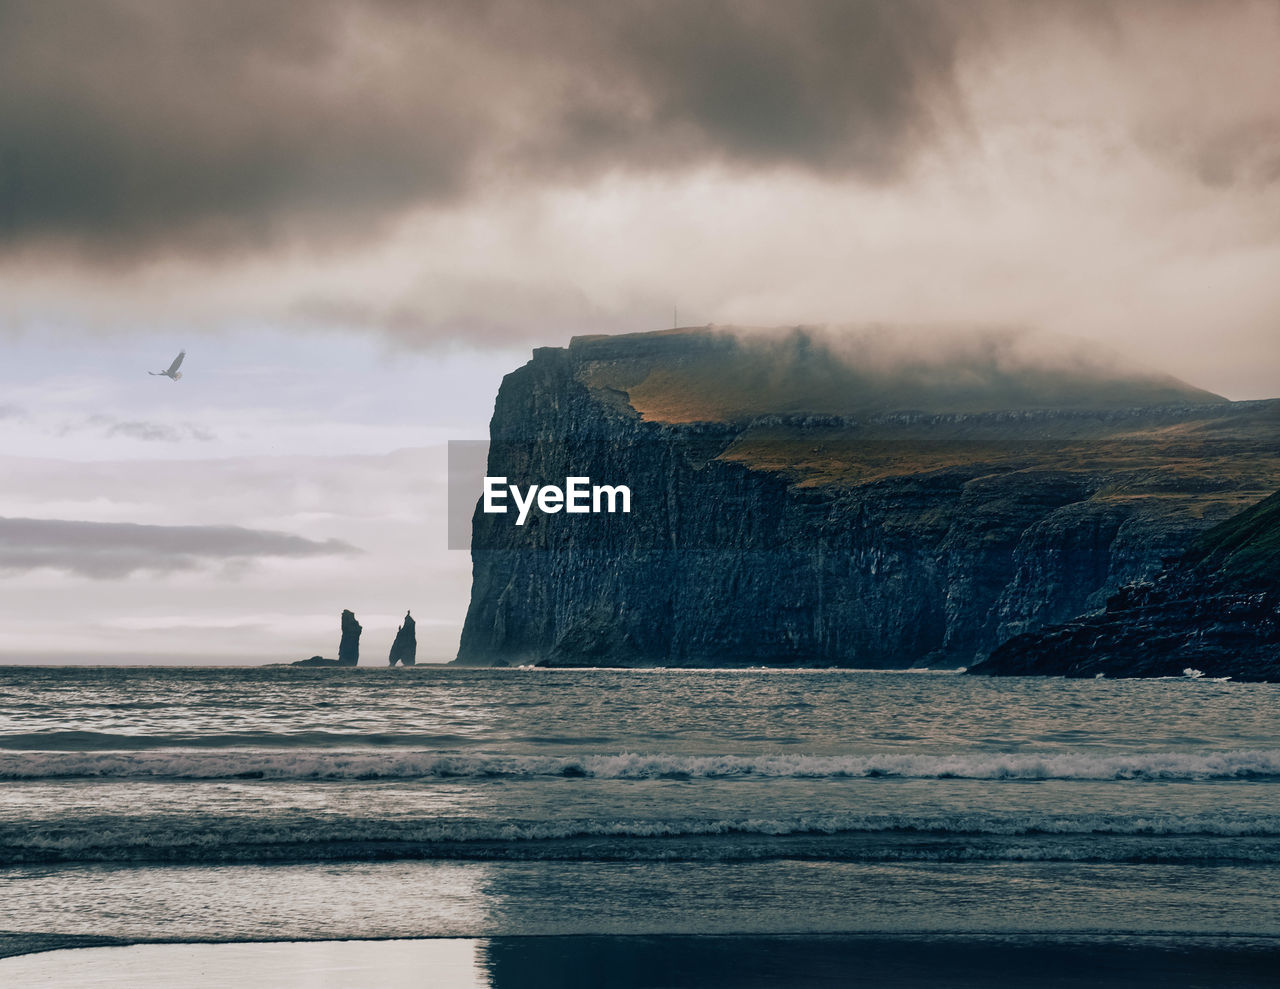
969,489,1280,680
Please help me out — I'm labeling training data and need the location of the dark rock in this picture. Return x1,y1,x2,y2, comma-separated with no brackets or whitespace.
388,611,417,666
454,328,1280,668
969,489,1280,680
338,609,362,667
290,655,340,667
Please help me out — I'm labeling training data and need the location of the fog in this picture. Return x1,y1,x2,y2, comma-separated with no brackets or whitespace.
617,324,1224,421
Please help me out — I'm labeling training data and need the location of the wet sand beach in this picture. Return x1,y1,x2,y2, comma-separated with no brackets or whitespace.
3,935,1280,989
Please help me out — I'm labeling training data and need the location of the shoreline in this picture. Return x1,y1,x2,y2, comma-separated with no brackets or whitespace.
4,933,1280,989
6,929,1280,960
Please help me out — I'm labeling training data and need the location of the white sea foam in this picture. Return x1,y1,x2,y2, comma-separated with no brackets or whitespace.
3,748,1280,782
3,809,1280,866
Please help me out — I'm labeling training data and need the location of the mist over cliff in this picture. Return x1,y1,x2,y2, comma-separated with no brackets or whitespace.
578,325,1223,423
456,327,1277,668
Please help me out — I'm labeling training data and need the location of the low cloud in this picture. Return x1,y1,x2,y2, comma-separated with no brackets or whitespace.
104,419,215,443
0,516,358,579
57,415,215,443
612,324,1225,421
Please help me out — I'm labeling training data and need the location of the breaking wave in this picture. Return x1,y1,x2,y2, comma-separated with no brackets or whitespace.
3,748,1280,782
3,811,1280,866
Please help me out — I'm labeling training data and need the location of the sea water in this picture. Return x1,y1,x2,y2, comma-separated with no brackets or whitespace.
1,666,1279,979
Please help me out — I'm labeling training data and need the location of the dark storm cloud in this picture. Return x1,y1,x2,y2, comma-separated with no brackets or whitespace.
511,0,966,177
0,516,358,578
1142,116,1280,191
0,0,967,256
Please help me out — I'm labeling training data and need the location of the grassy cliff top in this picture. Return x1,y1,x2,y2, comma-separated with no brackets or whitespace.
560,327,1280,520
569,325,1225,423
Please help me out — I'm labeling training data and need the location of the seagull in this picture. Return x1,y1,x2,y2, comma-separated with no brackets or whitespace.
148,350,185,380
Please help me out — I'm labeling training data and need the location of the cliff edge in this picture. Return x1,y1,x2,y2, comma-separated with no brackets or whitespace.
968,488,1280,680
456,326,1280,668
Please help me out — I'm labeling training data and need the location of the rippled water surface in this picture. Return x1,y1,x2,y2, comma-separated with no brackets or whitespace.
1,666,1278,950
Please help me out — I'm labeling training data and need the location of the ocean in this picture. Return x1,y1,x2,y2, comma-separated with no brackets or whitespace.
2,666,1279,987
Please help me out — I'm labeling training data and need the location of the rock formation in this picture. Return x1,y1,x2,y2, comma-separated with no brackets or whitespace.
338,609,362,666
290,654,339,667
455,327,1280,668
969,488,1280,680
388,611,417,666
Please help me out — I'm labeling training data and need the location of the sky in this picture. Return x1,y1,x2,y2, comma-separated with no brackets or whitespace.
2,0,1279,663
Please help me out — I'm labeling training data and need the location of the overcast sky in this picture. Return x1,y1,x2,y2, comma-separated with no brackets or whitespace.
2,0,1278,662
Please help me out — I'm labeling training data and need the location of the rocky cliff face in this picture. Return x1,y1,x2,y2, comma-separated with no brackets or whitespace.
456,328,1280,668
389,611,416,666
338,609,362,667
968,490,1280,680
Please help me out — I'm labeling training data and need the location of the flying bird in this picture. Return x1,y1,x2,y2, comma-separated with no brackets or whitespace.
148,350,185,380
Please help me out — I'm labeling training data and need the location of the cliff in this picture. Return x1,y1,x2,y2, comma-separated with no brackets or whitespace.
455,327,1280,668
968,489,1280,680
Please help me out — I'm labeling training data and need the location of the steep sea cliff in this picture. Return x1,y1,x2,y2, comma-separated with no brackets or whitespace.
969,488,1280,680
456,329,1280,667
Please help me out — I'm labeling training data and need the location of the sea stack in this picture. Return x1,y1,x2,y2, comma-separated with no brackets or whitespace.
338,609,362,666
388,611,417,666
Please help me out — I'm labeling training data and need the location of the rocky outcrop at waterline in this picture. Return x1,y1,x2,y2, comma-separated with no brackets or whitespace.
389,611,417,666
454,326,1280,668
968,488,1280,680
290,654,340,667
